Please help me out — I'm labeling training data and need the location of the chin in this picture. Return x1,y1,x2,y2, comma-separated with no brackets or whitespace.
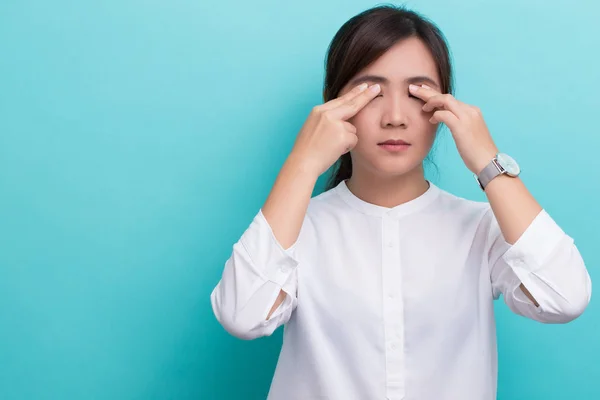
351,148,427,177
366,158,422,178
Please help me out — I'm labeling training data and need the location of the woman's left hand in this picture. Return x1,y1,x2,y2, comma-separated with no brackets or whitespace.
409,84,499,175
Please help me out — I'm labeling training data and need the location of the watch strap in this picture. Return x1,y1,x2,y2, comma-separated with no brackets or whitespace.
476,158,503,191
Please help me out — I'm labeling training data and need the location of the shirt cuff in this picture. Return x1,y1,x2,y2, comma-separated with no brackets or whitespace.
502,209,572,273
240,209,300,287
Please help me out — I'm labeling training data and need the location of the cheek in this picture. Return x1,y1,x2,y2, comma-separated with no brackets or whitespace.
414,110,438,140
348,110,378,137
421,129,439,153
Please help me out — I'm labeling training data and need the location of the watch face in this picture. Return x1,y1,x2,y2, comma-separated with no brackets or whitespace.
497,153,520,176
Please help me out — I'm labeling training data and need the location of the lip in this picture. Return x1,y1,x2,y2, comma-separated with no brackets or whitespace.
379,139,410,145
378,139,411,152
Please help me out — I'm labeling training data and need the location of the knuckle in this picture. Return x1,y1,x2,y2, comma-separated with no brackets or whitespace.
429,96,441,105
322,110,335,122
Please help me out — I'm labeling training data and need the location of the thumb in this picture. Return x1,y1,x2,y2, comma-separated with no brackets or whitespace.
344,133,358,153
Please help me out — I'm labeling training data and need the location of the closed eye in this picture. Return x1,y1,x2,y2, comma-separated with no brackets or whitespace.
374,93,422,101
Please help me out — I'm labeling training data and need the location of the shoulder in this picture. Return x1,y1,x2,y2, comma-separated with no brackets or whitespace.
306,186,346,217
432,185,493,225
425,186,500,250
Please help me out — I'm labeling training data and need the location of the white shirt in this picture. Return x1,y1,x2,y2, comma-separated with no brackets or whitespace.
211,180,591,400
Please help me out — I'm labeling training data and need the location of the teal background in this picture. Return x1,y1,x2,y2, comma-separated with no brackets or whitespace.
1,0,598,399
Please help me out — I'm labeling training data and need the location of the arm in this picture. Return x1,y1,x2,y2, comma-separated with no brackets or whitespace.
209,155,318,340
261,156,319,319
209,205,302,340
210,82,381,339
483,176,591,323
484,175,543,305
409,83,591,323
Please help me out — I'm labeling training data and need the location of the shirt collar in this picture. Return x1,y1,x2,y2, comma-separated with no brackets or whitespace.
333,179,441,218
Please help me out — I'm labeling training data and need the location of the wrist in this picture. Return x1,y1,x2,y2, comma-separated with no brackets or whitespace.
286,151,323,179
473,149,498,175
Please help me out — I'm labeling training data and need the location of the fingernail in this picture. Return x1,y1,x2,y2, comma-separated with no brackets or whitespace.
357,83,368,91
409,84,419,92
369,84,381,92
422,84,431,89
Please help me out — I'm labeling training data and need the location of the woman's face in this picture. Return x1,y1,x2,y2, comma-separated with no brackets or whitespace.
338,37,442,178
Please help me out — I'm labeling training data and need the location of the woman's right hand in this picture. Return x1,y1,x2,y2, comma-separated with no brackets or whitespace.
289,82,382,177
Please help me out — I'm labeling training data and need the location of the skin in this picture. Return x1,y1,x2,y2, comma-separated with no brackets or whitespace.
263,37,540,320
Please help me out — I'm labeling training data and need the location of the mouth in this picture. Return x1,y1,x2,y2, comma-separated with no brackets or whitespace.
379,139,410,145
378,139,411,152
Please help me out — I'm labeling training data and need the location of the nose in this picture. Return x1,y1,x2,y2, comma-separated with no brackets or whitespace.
381,93,409,129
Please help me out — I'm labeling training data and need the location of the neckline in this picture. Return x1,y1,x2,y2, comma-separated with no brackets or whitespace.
333,179,441,218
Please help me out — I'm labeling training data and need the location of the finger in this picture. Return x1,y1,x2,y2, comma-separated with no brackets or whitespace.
408,84,438,102
421,94,466,118
320,83,369,111
329,84,381,120
410,85,465,118
342,121,357,134
429,110,460,131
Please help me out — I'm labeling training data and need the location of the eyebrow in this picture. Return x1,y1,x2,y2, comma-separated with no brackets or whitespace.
348,74,440,89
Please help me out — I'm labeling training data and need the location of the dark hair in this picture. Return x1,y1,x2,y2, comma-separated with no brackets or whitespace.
323,5,454,190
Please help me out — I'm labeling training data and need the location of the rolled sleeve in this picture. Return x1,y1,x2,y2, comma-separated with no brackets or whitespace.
211,209,301,339
241,210,300,287
502,209,570,273
487,208,592,323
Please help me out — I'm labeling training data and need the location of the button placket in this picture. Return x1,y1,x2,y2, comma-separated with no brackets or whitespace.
381,214,406,399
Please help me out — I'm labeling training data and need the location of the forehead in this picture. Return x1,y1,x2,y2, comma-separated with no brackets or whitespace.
359,37,440,84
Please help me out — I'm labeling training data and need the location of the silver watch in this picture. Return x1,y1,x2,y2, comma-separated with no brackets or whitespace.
475,153,521,191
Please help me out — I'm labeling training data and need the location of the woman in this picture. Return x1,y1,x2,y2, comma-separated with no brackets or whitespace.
210,5,591,400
